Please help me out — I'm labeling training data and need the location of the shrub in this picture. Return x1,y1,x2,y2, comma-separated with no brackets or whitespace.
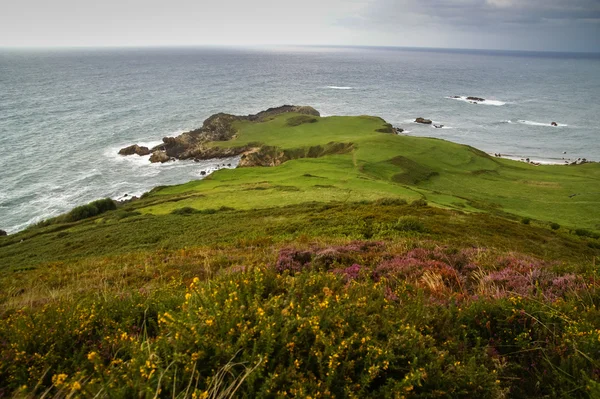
393,216,425,232
575,228,600,239
374,197,408,206
63,198,116,223
521,218,531,225
171,207,199,215
550,222,560,230
410,198,428,207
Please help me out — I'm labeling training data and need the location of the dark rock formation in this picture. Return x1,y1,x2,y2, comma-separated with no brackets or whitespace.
134,105,320,163
118,144,151,156
434,124,444,129
551,122,558,127
394,127,404,134
466,97,485,102
415,118,432,125
149,151,171,163
239,142,354,168
0,229,7,237
450,95,461,99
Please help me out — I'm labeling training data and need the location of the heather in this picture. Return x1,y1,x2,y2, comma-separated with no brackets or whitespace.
1,227,600,397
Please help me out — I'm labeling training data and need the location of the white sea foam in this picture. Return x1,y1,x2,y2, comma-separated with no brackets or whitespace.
447,96,506,106
500,155,567,165
326,86,353,90
516,120,568,127
431,125,453,129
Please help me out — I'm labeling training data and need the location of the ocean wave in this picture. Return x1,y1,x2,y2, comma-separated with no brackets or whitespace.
516,120,568,127
447,96,506,106
325,86,353,90
431,125,453,129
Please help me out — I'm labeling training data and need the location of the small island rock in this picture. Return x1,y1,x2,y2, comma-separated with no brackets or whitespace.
149,151,171,163
415,118,432,125
466,96,485,102
118,144,151,156
551,122,558,127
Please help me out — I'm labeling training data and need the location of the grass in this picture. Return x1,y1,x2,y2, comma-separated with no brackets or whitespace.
135,112,600,230
1,109,600,397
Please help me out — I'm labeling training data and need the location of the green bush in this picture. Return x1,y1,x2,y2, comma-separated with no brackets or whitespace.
375,197,408,206
575,228,600,239
63,198,116,223
521,218,531,225
393,216,425,232
410,198,428,207
550,222,560,230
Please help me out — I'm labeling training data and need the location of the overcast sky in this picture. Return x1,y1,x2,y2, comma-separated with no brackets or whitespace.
1,0,599,52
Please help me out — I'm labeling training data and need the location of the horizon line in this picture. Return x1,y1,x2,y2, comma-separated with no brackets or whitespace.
1,43,599,56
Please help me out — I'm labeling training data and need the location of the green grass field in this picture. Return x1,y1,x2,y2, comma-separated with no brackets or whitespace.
1,110,599,398
139,112,600,230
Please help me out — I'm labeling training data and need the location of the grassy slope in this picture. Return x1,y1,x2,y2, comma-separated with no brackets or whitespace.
1,111,600,398
140,112,600,230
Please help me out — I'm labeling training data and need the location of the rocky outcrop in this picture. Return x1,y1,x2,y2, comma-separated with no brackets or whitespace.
466,96,485,102
239,142,354,167
551,122,558,127
434,124,444,129
121,105,320,163
149,151,171,163
118,144,151,156
0,229,7,237
415,118,432,125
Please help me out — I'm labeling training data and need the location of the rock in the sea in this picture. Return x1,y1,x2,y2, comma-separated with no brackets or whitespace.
200,171,206,176
0,229,7,236
415,118,432,125
149,151,171,163
118,144,151,156
466,96,485,102
433,124,444,129
394,127,404,133
551,122,558,127
451,95,461,99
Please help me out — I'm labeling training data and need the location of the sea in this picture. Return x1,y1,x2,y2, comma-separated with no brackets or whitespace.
1,46,599,233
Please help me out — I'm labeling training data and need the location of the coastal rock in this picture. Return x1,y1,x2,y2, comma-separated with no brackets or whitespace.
466,96,485,102
415,118,432,125
122,105,320,162
118,144,151,156
394,127,404,133
434,124,444,129
551,122,558,127
450,95,461,99
149,151,171,163
0,229,7,237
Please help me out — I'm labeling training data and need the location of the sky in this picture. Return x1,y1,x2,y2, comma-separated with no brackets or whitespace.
0,0,599,52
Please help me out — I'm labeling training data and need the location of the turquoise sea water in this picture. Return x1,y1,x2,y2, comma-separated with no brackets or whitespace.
1,46,599,233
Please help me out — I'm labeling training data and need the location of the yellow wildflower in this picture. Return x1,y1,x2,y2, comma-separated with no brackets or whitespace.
52,373,68,386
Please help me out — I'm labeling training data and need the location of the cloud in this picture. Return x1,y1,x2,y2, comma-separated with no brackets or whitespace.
338,0,600,51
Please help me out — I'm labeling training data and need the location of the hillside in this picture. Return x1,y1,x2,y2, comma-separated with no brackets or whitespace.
1,107,599,398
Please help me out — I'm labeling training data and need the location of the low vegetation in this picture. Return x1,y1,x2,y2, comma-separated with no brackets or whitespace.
1,110,599,397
